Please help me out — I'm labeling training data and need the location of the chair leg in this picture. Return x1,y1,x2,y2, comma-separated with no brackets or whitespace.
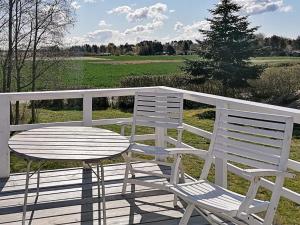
179,162,185,183
22,160,32,225
179,203,195,225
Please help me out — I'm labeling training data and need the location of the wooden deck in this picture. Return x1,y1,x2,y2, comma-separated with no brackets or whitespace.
0,162,208,225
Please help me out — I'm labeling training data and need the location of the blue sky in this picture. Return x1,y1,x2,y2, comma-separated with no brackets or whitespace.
67,0,300,45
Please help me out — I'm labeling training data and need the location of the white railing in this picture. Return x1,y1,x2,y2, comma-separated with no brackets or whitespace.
0,86,300,206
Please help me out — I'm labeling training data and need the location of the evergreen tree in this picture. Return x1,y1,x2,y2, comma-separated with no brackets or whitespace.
182,0,263,92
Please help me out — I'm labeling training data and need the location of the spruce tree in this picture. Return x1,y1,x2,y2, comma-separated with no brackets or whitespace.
182,0,263,93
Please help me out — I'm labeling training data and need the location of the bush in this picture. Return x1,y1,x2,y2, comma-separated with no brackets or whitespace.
249,65,300,105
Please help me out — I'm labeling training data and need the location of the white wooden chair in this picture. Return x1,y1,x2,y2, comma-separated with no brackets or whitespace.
169,108,294,225
121,91,185,195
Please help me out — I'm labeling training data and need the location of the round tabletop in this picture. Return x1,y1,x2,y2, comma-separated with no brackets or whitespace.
8,126,130,161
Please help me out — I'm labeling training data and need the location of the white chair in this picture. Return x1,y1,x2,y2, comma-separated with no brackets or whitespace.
169,108,294,225
122,91,185,196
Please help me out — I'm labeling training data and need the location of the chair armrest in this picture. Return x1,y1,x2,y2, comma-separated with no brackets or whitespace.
242,169,295,179
167,148,208,158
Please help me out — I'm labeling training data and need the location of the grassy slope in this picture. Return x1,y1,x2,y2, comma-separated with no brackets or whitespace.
11,108,300,225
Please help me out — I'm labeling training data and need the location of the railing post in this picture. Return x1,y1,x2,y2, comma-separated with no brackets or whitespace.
83,95,93,127
215,103,229,188
155,127,166,161
0,96,10,178
82,95,93,169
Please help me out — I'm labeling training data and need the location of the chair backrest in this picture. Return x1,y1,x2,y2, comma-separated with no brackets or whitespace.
200,108,293,180
131,91,184,141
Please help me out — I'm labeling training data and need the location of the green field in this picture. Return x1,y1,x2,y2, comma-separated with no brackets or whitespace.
56,56,300,89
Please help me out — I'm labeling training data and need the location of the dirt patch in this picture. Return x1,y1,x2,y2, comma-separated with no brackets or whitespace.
88,59,183,65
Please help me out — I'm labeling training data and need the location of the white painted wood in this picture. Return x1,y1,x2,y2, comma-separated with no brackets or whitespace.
83,95,93,126
160,86,300,123
0,85,299,209
170,108,294,225
8,126,130,161
0,96,10,178
123,91,184,193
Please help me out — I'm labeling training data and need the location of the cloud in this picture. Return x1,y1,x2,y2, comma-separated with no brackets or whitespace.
174,22,184,31
124,20,164,35
83,0,96,3
171,20,210,41
108,3,168,23
233,0,292,15
98,20,111,28
71,1,81,10
169,9,175,13
107,6,132,15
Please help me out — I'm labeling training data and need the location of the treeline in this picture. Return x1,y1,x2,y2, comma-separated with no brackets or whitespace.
69,40,195,56
254,34,300,56
68,34,300,57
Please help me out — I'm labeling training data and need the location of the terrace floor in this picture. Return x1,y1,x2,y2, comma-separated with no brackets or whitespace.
0,162,208,225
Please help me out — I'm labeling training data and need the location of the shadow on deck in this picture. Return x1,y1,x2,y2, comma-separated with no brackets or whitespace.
0,162,207,225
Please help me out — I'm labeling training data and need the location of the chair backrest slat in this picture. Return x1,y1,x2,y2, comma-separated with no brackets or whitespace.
200,109,293,179
131,92,184,141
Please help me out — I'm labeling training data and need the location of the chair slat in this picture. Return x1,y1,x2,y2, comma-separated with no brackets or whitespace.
215,150,278,170
219,122,285,139
214,143,280,165
215,136,281,156
218,129,283,148
224,116,286,131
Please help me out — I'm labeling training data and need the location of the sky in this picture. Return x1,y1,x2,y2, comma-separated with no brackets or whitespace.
66,0,300,46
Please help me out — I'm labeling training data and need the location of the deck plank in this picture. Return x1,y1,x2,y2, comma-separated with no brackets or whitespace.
0,162,208,225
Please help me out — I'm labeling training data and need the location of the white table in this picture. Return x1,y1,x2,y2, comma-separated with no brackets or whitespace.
9,126,130,225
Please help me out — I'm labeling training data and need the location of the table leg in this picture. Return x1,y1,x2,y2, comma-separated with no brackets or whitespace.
97,163,101,225
22,160,32,225
100,163,107,225
36,161,41,197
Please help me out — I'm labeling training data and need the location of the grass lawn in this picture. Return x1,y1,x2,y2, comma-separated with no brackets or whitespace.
2,55,300,90
10,107,300,225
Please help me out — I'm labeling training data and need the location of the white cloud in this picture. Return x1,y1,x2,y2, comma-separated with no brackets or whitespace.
98,20,111,28
71,1,81,10
124,20,164,35
169,9,175,13
83,0,96,3
233,0,292,15
108,3,168,23
174,22,184,31
171,20,210,42
108,5,132,15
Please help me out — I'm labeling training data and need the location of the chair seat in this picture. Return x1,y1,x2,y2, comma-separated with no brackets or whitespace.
130,144,173,156
170,180,269,216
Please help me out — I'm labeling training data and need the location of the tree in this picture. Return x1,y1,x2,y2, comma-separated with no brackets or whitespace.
29,0,75,122
92,44,98,54
182,0,263,93
166,44,176,55
99,45,106,53
293,36,300,50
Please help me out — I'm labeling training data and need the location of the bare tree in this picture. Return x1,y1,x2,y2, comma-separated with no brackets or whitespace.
0,0,15,93
27,0,75,122
13,0,34,124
